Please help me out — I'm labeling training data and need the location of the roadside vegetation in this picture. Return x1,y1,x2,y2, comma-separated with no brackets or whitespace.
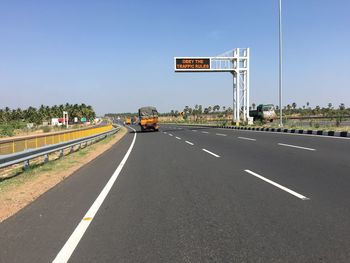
156,102,350,131
0,103,96,137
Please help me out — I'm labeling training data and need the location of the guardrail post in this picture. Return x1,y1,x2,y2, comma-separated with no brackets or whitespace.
23,160,30,170
44,154,49,163
12,140,15,153
59,149,64,158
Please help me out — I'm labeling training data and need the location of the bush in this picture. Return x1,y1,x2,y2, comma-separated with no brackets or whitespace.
0,121,27,137
336,117,341,127
0,125,14,137
42,126,51,133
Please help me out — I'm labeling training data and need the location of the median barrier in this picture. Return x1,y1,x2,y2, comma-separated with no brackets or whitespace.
340,131,348,137
327,131,335,136
164,123,350,138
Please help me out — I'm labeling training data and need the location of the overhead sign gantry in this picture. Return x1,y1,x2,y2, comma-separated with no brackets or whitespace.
174,48,250,125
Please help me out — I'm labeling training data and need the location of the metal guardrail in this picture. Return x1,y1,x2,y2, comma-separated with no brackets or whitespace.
0,124,114,155
0,126,120,170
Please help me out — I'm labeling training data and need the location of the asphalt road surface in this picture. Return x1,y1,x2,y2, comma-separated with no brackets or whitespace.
1,124,350,262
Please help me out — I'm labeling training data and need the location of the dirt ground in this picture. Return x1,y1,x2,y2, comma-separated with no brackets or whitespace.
0,127,127,222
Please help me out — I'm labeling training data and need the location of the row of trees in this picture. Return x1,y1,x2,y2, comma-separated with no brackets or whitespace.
0,103,96,125
270,102,349,116
166,105,232,117
166,102,349,118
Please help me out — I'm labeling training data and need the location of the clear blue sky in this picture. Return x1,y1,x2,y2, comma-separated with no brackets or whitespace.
0,0,349,114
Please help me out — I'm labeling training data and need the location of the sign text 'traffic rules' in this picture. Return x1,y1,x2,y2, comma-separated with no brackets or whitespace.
175,58,210,71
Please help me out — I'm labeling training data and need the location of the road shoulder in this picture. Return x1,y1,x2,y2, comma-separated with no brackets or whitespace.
0,127,127,222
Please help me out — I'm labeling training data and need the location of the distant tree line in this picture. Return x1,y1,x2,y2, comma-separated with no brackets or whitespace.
270,102,349,117
164,102,349,117
105,102,350,122
163,104,233,119
105,112,138,118
0,103,96,125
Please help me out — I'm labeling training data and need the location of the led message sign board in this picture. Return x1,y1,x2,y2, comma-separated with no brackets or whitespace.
175,58,211,71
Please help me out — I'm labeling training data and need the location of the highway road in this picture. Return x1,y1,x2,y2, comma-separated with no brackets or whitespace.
1,124,350,262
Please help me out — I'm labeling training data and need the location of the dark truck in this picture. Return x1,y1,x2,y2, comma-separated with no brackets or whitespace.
138,106,160,132
249,104,277,122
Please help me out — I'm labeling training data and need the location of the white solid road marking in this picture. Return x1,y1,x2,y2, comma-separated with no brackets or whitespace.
202,148,220,158
216,133,227,136
278,143,315,151
192,130,197,132
53,126,138,263
175,136,181,140
238,136,256,141
169,134,173,137
201,131,209,134
185,141,194,145
244,169,309,200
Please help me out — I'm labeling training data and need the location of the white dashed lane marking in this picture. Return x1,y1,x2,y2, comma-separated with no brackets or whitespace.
238,136,256,141
278,143,315,151
244,169,310,200
202,148,220,158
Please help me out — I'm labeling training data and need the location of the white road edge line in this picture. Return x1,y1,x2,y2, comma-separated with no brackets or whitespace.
278,143,315,151
201,131,209,134
238,136,256,141
244,169,309,200
185,141,194,145
216,133,227,136
202,148,220,158
53,126,137,263
175,136,181,140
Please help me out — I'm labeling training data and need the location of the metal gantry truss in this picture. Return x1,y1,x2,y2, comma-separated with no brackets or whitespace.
174,48,250,124
211,48,250,124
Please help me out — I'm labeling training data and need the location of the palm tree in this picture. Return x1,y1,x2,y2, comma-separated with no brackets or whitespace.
184,106,189,116
0,109,4,123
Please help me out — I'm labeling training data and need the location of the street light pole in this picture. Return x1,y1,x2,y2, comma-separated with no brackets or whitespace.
278,0,283,127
